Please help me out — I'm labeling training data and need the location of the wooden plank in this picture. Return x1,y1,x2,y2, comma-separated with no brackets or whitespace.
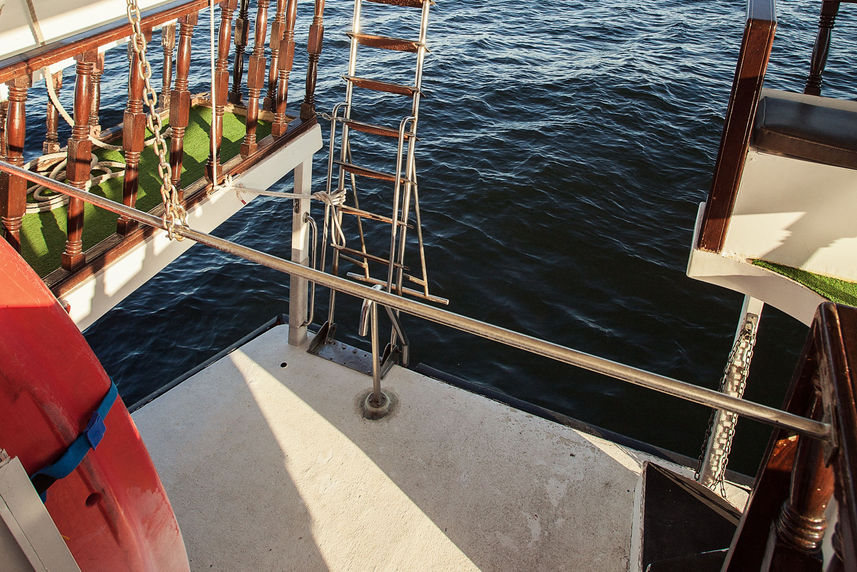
697,0,776,253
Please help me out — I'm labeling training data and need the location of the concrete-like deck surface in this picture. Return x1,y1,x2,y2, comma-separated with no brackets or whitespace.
133,325,743,570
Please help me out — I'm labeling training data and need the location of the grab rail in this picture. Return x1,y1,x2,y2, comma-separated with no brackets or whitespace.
0,159,830,441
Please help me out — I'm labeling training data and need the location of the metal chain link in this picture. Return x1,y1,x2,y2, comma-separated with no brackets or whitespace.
695,313,759,495
125,0,187,240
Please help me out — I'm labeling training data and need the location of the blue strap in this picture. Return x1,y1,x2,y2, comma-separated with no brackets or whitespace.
30,382,119,501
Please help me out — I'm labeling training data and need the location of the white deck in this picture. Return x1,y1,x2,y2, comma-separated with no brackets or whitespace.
133,325,746,570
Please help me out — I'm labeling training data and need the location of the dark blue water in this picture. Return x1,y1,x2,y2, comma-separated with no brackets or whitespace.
44,0,855,474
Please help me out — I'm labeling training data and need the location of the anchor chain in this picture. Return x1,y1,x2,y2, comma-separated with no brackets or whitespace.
125,0,187,239
695,310,760,496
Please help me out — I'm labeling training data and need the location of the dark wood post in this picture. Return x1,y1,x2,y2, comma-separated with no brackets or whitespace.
240,0,270,157
763,395,835,569
169,13,198,201
206,0,238,182
89,52,105,136
263,0,288,112
117,49,147,236
272,0,297,137
160,22,176,110
300,0,325,120
0,75,30,252
0,96,8,159
62,51,98,271
229,0,251,104
43,71,63,154
805,1,840,96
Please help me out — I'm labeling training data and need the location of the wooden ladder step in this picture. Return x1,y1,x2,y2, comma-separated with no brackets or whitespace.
347,272,450,305
335,160,406,184
346,32,423,52
336,246,407,269
343,75,418,96
364,0,433,7
339,205,413,228
344,119,413,139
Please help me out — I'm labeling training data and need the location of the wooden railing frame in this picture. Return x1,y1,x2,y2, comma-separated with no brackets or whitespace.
697,0,776,253
724,302,857,569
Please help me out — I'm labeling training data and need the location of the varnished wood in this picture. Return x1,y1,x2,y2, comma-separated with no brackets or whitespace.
300,0,326,120
0,0,211,85
344,118,412,139
343,75,417,96
169,13,197,202
805,1,840,96
46,116,317,293
117,50,146,236
0,98,7,159
88,52,105,135
228,0,250,104
43,71,63,154
0,75,30,252
272,0,297,137
264,0,288,112
346,32,421,52
240,0,271,158
160,23,177,110
697,0,776,253
62,51,98,271
764,397,834,569
206,0,238,181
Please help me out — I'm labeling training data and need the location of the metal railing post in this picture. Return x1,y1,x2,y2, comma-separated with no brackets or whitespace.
288,158,312,347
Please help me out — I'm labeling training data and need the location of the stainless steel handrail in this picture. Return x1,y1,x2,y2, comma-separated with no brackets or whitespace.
0,160,831,441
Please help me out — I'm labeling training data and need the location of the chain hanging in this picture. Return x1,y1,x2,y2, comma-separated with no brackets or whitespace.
125,0,187,240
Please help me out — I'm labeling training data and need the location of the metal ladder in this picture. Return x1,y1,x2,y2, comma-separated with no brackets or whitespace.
312,0,446,364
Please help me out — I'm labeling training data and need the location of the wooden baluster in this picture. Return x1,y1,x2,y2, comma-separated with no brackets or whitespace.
263,0,288,112
44,71,63,154
160,22,176,110
805,1,840,96
0,93,8,159
240,0,270,157
0,75,30,252
272,0,297,137
301,0,325,120
229,0,251,104
827,522,844,572
89,52,105,136
169,13,198,202
62,51,97,271
207,0,238,182
117,49,147,236
764,396,835,569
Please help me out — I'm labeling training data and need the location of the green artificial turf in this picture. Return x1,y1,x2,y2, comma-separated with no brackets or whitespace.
753,259,857,306
20,106,270,277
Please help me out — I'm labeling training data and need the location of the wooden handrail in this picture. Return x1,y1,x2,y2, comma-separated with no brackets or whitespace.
697,0,776,253
724,302,857,569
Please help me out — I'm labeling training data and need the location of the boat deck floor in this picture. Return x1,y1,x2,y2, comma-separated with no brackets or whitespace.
133,324,745,570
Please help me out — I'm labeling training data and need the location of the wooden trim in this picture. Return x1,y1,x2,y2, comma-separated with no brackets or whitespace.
240,0,271,158
697,0,776,253
46,116,317,295
805,1,841,96
0,0,210,85
300,0,326,120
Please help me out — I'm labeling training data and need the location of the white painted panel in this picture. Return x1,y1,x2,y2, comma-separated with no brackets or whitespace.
0,0,182,61
722,150,857,282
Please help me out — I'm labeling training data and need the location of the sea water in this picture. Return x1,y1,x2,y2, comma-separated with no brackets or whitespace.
35,0,854,473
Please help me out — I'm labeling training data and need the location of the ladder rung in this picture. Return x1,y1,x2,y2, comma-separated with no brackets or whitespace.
364,0,433,7
343,75,417,97
339,205,413,228
336,160,406,184
346,272,450,305
344,119,413,139
336,246,407,269
347,32,422,53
